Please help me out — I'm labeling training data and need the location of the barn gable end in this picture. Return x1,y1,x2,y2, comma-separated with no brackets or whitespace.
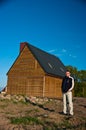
7,45,45,96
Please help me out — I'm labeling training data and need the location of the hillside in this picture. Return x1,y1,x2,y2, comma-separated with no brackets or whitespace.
0,94,86,130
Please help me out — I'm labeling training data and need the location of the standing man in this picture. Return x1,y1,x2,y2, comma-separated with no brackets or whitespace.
61,70,74,116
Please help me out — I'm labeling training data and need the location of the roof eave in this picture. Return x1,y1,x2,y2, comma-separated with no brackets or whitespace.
45,72,64,79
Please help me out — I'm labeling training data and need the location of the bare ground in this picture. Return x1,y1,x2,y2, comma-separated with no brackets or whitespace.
0,97,86,130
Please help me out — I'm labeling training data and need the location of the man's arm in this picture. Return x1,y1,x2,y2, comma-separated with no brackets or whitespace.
69,77,74,91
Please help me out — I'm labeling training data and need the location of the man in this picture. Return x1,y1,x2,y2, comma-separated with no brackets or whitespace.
61,70,74,116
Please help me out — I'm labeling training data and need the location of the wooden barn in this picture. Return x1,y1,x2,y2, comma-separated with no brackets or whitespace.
7,42,66,98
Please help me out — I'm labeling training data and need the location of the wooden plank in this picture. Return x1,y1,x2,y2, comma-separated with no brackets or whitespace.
44,75,62,98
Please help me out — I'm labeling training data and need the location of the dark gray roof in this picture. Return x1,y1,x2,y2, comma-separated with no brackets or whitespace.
27,43,66,78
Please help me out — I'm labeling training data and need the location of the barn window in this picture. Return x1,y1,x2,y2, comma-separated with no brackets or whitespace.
48,62,53,69
60,67,64,72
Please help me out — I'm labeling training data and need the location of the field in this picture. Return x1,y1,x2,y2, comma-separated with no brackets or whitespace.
0,94,86,130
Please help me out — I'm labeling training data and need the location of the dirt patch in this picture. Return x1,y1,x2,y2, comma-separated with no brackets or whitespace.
0,97,86,130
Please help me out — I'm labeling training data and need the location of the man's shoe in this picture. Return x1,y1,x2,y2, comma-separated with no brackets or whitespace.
68,114,73,117
59,112,67,115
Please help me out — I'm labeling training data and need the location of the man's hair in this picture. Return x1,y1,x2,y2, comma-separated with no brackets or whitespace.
66,70,70,73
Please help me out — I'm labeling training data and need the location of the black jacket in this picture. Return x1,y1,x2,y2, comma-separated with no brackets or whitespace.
61,76,74,93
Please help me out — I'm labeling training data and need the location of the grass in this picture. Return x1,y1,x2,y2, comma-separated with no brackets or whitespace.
10,116,59,129
43,121,58,130
58,119,73,129
0,100,9,108
10,116,43,125
8,115,86,130
0,99,10,102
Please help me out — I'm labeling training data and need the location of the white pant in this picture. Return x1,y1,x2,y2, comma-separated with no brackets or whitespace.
63,91,73,115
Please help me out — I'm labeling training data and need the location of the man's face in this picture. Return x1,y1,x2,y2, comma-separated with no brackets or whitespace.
66,71,70,77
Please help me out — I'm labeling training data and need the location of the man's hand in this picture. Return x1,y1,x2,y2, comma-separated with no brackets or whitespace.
68,89,71,92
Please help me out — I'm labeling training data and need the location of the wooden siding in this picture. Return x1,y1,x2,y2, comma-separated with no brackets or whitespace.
7,46,45,96
44,76,62,98
26,76,43,97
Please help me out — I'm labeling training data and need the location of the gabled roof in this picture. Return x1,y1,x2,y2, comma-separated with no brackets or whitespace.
7,42,66,78
27,43,66,78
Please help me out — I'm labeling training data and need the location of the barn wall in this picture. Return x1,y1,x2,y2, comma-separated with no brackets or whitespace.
7,46,45,96
26,76,44,97
44,75,62,98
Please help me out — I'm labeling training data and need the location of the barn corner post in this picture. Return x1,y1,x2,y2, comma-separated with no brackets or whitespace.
43,76,45,97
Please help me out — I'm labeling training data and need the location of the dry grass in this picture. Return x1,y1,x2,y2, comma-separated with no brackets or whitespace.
0,97,86,130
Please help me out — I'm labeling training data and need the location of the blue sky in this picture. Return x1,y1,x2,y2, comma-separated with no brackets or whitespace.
0,0,86,89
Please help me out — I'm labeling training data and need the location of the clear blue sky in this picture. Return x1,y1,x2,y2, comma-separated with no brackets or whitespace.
0,0,86,89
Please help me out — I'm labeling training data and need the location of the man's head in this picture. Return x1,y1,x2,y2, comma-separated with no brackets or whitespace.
66,70,70,77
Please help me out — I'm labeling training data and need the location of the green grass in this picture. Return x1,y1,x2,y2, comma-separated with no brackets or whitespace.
43,120,58,130
10,116,59,129
9,116,86,129
0,99,10,102
58,120,72,129
10,116,43,125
